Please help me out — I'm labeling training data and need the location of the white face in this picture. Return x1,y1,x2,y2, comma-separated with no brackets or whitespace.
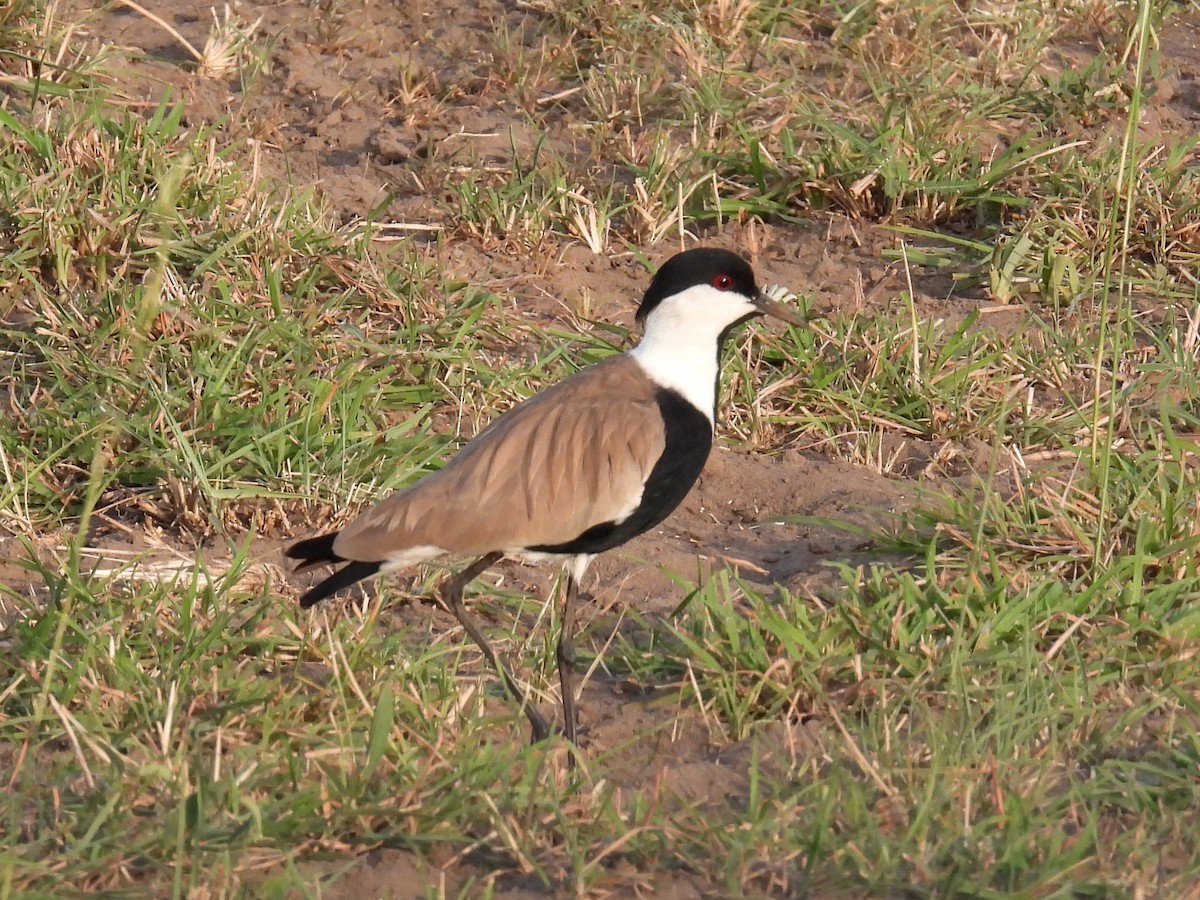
629,282,761,421
641,282,760,342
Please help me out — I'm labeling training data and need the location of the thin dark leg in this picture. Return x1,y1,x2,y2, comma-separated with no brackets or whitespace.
556,571,581,747
440,552,551,742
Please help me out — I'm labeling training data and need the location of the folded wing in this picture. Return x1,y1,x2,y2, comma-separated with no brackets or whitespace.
331,355,667,563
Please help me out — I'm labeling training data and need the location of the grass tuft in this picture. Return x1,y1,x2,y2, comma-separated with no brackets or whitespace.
4,0,1200,895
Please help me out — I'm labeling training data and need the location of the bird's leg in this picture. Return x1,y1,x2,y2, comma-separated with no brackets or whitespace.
556,570,580,747
439,551,551,743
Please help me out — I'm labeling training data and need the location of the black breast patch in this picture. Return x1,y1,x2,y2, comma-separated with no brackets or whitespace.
529,388,713,556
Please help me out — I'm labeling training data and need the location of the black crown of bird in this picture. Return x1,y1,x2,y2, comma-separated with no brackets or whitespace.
286,246,807,747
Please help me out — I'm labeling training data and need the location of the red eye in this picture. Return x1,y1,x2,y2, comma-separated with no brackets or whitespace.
713,273,733,290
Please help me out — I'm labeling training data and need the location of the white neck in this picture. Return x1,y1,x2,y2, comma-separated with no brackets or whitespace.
629,330,719,422
628,283,756,422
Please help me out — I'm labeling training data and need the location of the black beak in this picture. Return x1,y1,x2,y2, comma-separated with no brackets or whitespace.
753,289,807,326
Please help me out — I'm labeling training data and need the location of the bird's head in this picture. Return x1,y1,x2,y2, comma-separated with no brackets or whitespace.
635,248,806,341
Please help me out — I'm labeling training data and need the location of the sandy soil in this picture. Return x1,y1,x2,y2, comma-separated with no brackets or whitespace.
14,1,1200,895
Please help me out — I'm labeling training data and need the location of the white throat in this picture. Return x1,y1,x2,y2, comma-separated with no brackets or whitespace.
628,283,757,422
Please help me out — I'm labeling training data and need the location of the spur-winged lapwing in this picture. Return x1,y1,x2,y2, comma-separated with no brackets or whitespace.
286,247,805,745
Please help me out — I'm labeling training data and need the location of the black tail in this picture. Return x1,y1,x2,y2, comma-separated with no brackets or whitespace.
298,560,382,608
285,532,342,569
285,531,382,608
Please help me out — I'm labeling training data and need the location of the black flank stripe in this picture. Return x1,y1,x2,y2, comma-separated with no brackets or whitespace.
530,388,712,556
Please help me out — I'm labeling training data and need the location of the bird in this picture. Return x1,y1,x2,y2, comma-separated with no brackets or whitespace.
286,247,805,746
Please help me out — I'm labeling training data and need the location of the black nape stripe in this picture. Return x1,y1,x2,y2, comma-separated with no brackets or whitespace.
530,388,712,556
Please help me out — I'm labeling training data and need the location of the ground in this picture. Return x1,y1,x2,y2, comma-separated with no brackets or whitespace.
5,0,1200,896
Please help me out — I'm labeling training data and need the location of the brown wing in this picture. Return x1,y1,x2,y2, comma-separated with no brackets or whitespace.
331,355,667,562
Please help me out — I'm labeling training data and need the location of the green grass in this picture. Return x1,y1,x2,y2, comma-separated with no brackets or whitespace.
621,444,1200,893
4,0,1200,895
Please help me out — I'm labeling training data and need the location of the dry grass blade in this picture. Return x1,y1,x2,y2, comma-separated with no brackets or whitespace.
112,0,203,63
